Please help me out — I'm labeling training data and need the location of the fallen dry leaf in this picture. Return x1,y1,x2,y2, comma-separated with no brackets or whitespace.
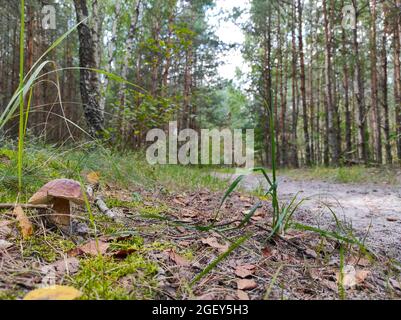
52,257,80,275
195,293,216,300
176,226,187,234
0,154,11,165
281,230,308,240
261,246,277,258
23,285,82,300
69,240,110,257
201,237,229,252
166,249,190,267
237,279,257,290
235,264,256,278
242,208,265,221
13,205,33,239
348,256,371,267
356,270,370,283
86,171,100,185
0,220,13,237
236,290,250,300
389,278,401,291
173,198,187,206
112,248,137,259
305,248,318,259
336,265,370,289
322,279,338,292
0,239,13,250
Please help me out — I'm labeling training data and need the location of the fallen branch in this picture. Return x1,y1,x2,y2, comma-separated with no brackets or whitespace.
94,196,120,220
0,204,50,210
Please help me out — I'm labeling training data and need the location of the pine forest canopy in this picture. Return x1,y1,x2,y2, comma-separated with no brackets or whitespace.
0,0,400,168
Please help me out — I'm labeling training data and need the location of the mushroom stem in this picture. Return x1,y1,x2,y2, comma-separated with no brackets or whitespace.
50,198,71,226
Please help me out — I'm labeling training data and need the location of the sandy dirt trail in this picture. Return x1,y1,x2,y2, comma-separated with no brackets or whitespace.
214,173,401,260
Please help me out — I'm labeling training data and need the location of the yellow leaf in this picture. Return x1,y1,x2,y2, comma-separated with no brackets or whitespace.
13,205,33,239
23,285,82,300
86,171,100,184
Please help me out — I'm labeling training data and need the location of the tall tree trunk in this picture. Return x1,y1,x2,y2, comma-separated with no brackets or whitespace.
100,0,121,111
262,6,273,167
341,7,352,161
73,0,104,137
119,0,141,144
297,0,311,166
322,0,339,165
369,0,382,163
394,0,401,161
291,1,299,168
280,48,288,167
381,19,392,164
351,0,369,163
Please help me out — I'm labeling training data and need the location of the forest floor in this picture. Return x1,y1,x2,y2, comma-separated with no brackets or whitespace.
1,145,401,300
214,170,401,260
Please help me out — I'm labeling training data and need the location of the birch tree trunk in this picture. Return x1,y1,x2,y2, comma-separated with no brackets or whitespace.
73,0,104,138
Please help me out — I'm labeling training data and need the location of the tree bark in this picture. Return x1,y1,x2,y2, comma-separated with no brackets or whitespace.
73,0,104,138
297,0,311,166
291,1,299,168
352,0,369,163
369,0,382,163
381,18,392,164
322,0,339,165
341,24,352,161
394,0,401,161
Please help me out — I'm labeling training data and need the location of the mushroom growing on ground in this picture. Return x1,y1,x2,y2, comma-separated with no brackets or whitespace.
28,179,86,228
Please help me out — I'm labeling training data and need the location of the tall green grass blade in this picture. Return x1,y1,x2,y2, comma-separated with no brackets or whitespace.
291,222,362,246
237,201,262,228
338,244,346,300
0,61,56,129
18,0,25,190
24,88,33,135
252,167,274,188
190,234,250,286
219,174,244,209
24,19,87,81
263,264,283,300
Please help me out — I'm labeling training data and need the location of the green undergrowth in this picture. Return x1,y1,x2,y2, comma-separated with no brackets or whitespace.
0,141,228,204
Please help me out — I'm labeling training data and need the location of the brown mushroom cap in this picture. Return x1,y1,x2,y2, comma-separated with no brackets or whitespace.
28,179,85,205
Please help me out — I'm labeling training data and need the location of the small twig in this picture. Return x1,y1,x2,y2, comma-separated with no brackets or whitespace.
94,196,120,220
0,203,50,210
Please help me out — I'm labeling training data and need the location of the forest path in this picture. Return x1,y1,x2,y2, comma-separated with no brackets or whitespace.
214,172,401,260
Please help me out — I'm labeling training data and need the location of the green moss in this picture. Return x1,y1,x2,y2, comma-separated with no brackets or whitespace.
105,198,143,209
105,197,169,217
23,235,75,263
109,235,144,252
91,213,127,235
70,255,158,300
0,289,20,300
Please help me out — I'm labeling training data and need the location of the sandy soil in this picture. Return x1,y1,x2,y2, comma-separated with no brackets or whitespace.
214,172,401,260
